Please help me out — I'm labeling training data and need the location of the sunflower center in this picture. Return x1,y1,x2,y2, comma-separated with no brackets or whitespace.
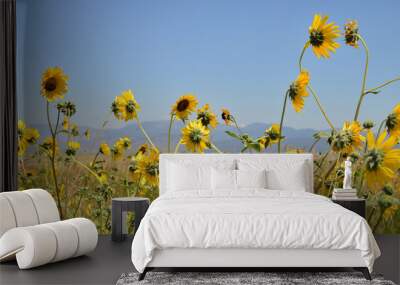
146,164,159,176
189,129,203,144
111,101,119,115
365,149,385,171
268,131,279,141
128,163,137,173
386,113,398,131
309,30,324,47
126,101,136,113
26,136,36,144
138,146,147,154
288,84,298,101
221,112,230,121
177,99,189,112
329,130,352,151
44,77,57,92
198,113,210,127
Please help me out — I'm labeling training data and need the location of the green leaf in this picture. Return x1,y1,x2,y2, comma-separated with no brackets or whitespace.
248,142,262,152
225,130,241,140
313,131,330,139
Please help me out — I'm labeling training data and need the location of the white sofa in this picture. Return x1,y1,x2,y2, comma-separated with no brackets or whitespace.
0,189,98,269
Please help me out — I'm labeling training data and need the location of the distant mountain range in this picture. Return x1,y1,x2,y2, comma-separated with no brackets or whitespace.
31,120,330,153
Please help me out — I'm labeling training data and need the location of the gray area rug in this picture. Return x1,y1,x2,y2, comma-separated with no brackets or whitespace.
116,272,396,285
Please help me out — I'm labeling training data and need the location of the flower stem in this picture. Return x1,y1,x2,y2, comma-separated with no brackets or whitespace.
46,102,63,219
90,151,100,168
136,116,157,151
327,152,342,197
46,101,54,136
299,43,335,130
364,77,400,95
71,156,103,184
354,34,370,121
309,86,335,130
174,140,182,153
298,42,309,71
167,114,175,153
367,206,376,223
373,210,385,232
278,90,289,153
231,116,242,134
210,143,223,153
308,137,321,153
376,119,387,140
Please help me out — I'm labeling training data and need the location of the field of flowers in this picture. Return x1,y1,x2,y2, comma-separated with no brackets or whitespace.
18,15,399,234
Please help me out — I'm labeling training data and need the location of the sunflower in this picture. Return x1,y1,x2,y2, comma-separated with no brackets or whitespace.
128,161,140,181
363,120,374,130
257,137,268,151
62,117,69,130
344,20,359,48
99,143,111,156
171,94,198,121
17,120,40,156
265,124,281,144
363,131,400,191
17,120,26,153
97,172,108,185
18,140,27,157
135,144,148,159
115,137,132,150
57,101,76,117
288,70,310,112
221,108,233,125
385,104,400,138
197,104,218,129
112,90,141,121
66,141,80,156
17,120,25,136
111,146,124,161
181,120,210,153
137,149,159,187
24,128,40,144
40,67,69,102
40,136,59,154
329,121,364,154
383,205,399,221
308,14,340,59
71,124,79,136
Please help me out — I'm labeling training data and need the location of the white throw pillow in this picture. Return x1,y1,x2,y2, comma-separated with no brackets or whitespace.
167,162,212,191
237,159,309,191
265,163,307,191
212,168,237,190
236,169,267,189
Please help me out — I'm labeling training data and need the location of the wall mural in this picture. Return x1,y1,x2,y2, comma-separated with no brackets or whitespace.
18,13,400,234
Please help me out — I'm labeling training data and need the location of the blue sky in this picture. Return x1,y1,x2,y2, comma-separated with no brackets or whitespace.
17,0,400,130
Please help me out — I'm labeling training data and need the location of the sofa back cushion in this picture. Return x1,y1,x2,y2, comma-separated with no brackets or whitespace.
0,189,60,238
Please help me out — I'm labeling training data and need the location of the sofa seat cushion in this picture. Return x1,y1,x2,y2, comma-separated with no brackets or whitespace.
0,218,97,269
